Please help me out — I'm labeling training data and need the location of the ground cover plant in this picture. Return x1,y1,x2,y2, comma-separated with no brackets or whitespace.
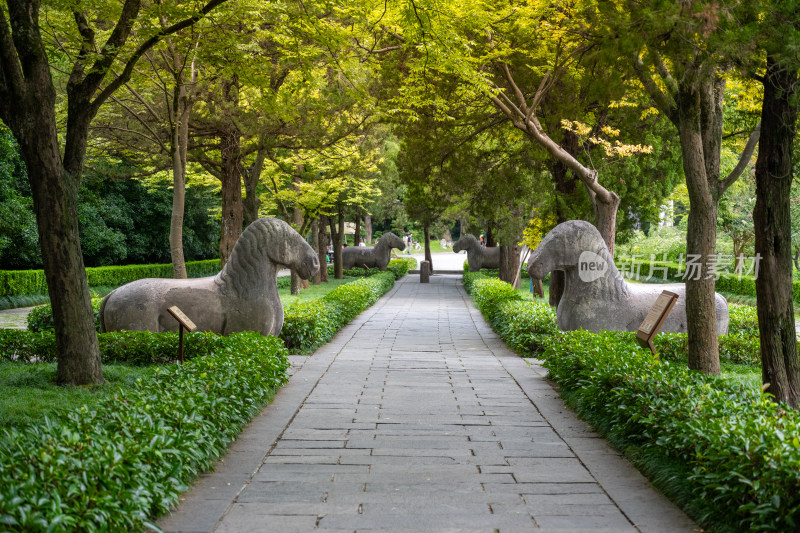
0,333,289,531
462,272,798,531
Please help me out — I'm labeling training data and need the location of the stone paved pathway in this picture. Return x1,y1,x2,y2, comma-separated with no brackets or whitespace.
160,274,697,532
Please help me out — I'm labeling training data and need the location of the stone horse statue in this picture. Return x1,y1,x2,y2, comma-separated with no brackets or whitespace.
99,217,319,336
453,234,500,271
527,220,728,334
342,232,405,270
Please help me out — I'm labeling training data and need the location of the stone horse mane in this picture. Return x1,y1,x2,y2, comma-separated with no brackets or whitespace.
529,221,630,301
216,217,285,299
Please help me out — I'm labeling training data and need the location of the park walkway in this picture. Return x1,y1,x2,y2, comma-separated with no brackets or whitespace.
159,274,697,532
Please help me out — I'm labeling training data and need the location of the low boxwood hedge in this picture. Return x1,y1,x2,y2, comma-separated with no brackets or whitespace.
464,274,799,530
0,260,220,300
281,272,395,353
0,332,289,531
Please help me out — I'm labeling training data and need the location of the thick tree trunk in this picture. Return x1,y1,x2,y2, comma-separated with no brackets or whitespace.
424,225,433,273
290,198,307,294
243,148,266,228
319,214,330,283
364,214,373,244
588,187,621,257
499,243,521,288
532,278,544,298
679,81,722,375
329,211,344,279
486,223,496,247
754,57,800,408
311,219,321,285
549,271,564,307
169,76,191,279
218,126,243,268
22,130,103,385
354,212,362,246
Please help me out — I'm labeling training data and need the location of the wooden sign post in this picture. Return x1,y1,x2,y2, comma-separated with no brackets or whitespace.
167,306,197,363
636,291,679,355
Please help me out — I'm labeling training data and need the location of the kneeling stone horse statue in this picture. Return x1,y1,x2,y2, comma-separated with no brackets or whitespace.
100,217,319,336
342,232,405,270
452,234,499,271
527,220,728,334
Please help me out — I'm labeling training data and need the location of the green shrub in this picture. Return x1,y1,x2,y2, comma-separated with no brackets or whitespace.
542,331,800,531
0,260,220,300
27,298,103,333
0,329,284,366
281,272,395,353
0,333,289,531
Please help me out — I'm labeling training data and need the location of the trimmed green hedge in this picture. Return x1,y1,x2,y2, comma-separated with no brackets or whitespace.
0,260,220,300
281,272,395,353
0,332,289,531
464,275,800,530
543,332,799,531
0,329,286,366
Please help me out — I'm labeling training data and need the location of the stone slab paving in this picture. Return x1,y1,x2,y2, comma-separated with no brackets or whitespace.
159,275,699,533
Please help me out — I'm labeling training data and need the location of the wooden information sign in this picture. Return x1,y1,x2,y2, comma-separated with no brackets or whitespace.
635,291,678,355
167,306,197,363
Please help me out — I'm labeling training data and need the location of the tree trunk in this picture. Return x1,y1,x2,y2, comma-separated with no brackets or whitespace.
329,210,344,279
364,214,373,244
218,125,243,268
290,184,306,294
499,243,521,288
532,278,544,298
169,63,192,279
486,223,496,247
588,187,621,257
678,81,722,375
754,56,800,408
243,148,266,227
311,219,321,285
23,131,103,386
549,271,564,307
424,225,433,274
319,214,330,283
354,212,362,246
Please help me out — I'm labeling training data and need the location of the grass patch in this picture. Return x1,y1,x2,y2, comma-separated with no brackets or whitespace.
0,362,149,429
278,276,359,306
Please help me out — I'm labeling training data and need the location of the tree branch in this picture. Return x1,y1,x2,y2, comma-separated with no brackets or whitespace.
720,120,761,192
632,51,678,125
91,0,231,115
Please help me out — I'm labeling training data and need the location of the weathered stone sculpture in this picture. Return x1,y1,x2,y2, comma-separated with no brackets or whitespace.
527,220,729,334
342,232,405,270
99,217,319,336
452,234,500,271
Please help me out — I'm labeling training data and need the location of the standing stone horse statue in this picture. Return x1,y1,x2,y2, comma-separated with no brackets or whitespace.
527,220,728,334
100,217,319,336
452,234,500,271
342,232,405,270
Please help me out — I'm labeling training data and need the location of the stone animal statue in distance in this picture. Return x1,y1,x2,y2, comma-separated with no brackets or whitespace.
99,217,319,336
527,220,729,334
452,233,500,271
342,232,405,270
